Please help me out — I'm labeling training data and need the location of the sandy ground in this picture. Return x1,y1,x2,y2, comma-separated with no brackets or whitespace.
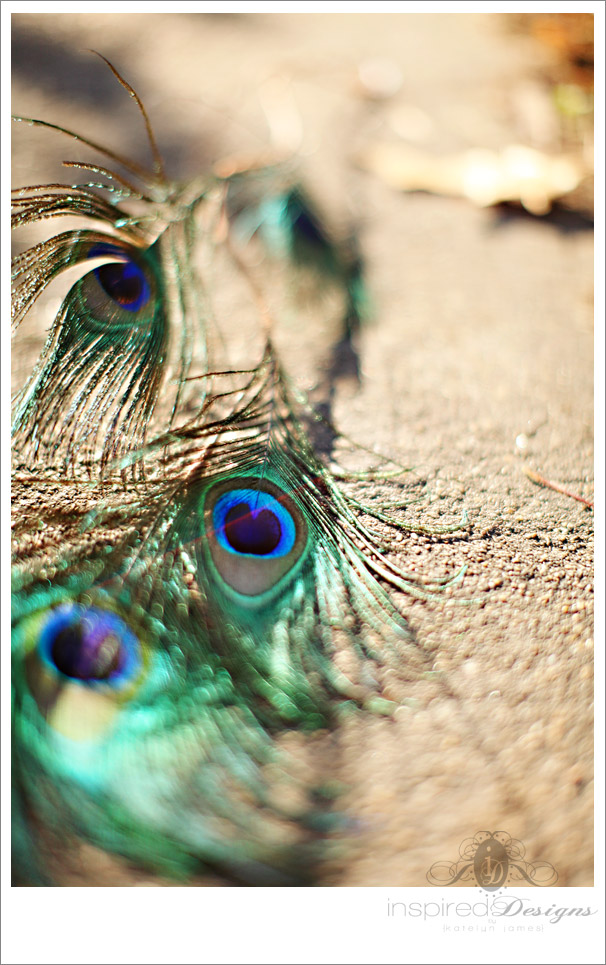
11,12,594,887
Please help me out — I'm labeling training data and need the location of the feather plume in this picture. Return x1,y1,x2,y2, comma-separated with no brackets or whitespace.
12,58,467,886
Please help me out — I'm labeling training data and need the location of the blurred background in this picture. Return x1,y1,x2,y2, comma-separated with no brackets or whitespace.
11,12,593,202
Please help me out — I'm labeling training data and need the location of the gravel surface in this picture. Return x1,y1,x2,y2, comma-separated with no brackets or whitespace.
11,12,594,888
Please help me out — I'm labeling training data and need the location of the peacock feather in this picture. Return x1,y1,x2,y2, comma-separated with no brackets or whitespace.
11,104,207,472
11,58,467,886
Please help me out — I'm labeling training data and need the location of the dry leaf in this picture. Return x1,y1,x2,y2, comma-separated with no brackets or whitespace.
357,142,587,215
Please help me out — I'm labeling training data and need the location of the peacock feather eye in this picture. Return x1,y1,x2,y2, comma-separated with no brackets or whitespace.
94,258,150,312
214,489,296,557
16,600,147,742
37,603,141,687
203,477,309,598
11,55,471,888
79,243,155,325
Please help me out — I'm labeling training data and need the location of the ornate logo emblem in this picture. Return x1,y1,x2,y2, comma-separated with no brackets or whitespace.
427,831,558,890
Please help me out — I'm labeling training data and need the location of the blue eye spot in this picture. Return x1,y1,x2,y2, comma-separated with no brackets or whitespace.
88,244,151,312
95,261,150,311
38,604,141,687
224,502,282,555
213,488,296,559
204,478,309,598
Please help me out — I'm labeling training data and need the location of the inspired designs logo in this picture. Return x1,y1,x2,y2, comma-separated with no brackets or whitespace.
427,831,558,890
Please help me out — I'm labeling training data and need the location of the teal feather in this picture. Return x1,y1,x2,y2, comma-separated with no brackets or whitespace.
120,346,434,713
11,104,209,472
11,59,466,886
230,184,369,337
12,581,326,885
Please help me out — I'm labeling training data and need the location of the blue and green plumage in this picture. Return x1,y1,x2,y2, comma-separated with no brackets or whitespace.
11,59,465,885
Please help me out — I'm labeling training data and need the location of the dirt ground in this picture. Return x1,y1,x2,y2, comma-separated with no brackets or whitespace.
11,12,594,887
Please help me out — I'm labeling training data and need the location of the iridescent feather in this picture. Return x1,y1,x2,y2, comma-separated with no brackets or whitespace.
12,56,211,473
12,59,466,885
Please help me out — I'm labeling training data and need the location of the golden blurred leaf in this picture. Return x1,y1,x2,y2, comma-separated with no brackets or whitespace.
356,142,588,215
